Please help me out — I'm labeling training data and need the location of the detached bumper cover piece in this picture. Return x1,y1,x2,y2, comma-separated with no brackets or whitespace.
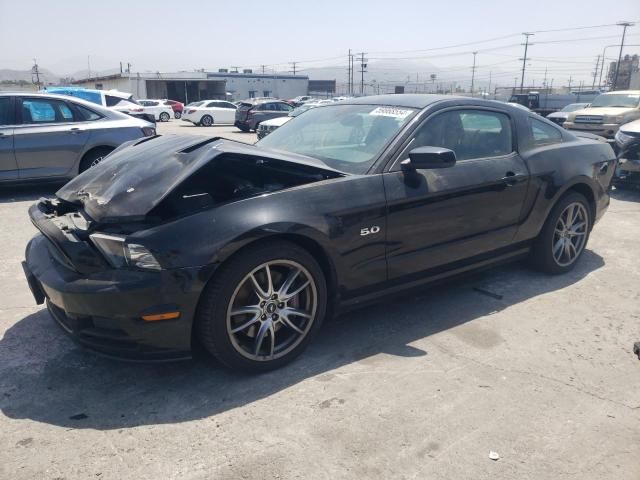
24,234,209,360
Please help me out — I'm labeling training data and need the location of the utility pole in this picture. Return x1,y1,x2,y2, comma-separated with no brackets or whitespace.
613,21,634,90
567,76,573,91
470,51,478,96
261,65,266,74
542,67,548,91
488,71,492,98
289,61,298,75
357,52,367,96
32,58,41,89
519,33,534,93
592,55,601,89
347,49,352,96
87,55,91,79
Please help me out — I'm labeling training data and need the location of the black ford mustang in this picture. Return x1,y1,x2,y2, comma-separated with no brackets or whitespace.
23,95,616,371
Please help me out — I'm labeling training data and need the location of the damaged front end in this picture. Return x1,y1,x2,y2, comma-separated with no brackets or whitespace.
23,134,345,359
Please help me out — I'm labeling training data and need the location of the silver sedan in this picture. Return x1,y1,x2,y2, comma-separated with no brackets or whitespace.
0,92,155,183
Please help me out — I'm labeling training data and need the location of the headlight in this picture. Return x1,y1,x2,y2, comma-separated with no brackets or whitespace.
615,129,633,144
90,233,161,270
126,244,161,270
566,114,576,122
606,115,625,124
141,126,156,137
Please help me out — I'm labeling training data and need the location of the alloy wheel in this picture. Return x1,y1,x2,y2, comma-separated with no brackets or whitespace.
552,202,589,267
226,260,317,361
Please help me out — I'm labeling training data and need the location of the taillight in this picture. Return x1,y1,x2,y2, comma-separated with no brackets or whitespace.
141,127,156,137
187,109,197,114
131,107,144,112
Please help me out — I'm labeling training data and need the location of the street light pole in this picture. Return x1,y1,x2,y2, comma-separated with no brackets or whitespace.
612,22,634,91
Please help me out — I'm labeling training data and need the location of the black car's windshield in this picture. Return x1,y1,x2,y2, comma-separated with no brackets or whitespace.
258,104,417,173
589,93,640,108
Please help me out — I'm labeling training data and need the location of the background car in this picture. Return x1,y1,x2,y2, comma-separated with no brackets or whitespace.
235,99,294,132
164,99,184,119
22,95,616,372
137,99,174,122
44,87,156,124
613,118,640,188
181,99,237,127
564,90,640,139
0,92,155,183
256,103,318,139
546,102,590,126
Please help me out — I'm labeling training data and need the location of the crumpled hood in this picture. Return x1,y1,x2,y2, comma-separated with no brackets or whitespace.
56,134,342,223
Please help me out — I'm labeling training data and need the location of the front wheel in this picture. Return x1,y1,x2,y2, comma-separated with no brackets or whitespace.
174,111,182,119
530,192,591,274
195,241,327,372
159,112,170,122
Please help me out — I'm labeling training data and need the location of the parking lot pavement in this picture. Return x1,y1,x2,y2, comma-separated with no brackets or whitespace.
1,184,639,479
156,118,257,143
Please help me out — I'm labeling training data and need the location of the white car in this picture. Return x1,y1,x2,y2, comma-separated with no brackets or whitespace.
182,100,238,126
137,99,174,122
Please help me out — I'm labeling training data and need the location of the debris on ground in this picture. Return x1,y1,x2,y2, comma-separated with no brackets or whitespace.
489,451,500,461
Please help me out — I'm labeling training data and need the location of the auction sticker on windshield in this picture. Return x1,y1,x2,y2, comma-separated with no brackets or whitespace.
370,106,413,119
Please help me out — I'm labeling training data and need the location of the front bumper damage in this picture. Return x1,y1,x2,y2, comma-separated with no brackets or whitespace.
22,199,213,361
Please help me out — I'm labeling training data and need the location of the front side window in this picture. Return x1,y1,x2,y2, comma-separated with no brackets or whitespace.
21,98,76,124
530,117,563,146
258,104,416,173
410,109,513,161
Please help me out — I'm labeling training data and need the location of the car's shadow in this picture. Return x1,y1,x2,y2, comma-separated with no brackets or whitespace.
611,186,640,202
0,251,604,430
0,183,61,204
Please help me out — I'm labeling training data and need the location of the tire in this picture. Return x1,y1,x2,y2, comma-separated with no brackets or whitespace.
252,122,260,133
174,111,182,119
195,240,328,372
237,124,250,132
159,112,170,122
530,192,592,275
200,115,213,127
78,147,114,173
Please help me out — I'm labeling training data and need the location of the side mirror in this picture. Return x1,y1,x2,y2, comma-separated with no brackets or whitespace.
401,146,456,170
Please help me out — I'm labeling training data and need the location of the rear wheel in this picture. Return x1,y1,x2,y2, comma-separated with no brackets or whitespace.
200,115,213,127
159,112,170,122
78,147,114,173
237,123,250,132
530,192,591,274
195,241,327,372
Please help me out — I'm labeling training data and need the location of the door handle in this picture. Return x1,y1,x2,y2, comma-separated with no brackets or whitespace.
68,128,83,134
502,171,518,186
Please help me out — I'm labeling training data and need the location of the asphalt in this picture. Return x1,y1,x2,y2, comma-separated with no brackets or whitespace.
1,120,639,479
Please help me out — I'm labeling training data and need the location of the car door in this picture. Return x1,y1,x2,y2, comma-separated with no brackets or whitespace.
216,101,237,124
0,96,19,181
383,107,530,281
13,97,91,179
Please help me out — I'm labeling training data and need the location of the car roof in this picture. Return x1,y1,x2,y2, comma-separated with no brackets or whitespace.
340,94,467,109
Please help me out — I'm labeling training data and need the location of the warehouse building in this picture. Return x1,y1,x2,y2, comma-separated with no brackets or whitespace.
71,70,309,103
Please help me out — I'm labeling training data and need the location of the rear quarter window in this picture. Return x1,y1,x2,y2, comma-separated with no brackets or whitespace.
530,117,563,146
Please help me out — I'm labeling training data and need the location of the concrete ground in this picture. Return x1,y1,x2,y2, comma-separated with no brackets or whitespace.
0,120,639,479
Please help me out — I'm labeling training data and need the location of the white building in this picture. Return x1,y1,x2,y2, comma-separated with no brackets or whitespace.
71,70,309,102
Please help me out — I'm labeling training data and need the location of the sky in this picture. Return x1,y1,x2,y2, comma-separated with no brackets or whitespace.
1,0,639,89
